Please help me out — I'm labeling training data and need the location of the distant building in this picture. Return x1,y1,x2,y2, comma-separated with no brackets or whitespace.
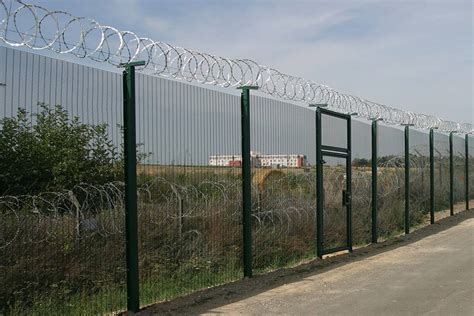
259,154,306,168
209,151,307,168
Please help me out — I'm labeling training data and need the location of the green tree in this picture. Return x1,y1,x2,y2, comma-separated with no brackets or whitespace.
0,104,123,195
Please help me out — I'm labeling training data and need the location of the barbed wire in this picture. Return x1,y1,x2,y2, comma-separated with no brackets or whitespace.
0,0,471,134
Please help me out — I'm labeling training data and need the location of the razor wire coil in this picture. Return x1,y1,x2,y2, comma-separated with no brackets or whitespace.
0,152,436,249
0,0,471,133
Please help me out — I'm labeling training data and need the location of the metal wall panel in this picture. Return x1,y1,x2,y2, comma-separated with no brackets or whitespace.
0,46,430,166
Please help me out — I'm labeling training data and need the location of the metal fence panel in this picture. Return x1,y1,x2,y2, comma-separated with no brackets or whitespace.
134,74,244,306
409,129,430,229
453,134,466,213
250,97,316,272
469,136,474,203
351,119,372,245
377,124,405,239
0,46,126,314
433,132,450,221
0,43,472,314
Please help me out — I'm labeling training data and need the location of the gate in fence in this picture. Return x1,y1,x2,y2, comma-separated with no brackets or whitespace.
316,107,353,257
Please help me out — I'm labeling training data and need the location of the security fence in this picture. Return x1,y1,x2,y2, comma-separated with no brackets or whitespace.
0,1,473,315
0,44,472,316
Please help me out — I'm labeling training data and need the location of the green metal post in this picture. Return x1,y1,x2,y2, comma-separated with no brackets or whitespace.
429,129,435,224
121,60,144,313
371,120,378,243
347,115,353,252
449,132,454,216
238,85,257,277
316,108,323,258
466,135,469,210
404,125,410,234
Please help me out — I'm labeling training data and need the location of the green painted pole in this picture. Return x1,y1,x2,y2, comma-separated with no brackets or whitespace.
371,120,378,243
449,132,454,216
466,135,469,210
347,115,353,252
121,60,144,313
404,125,410,234
429,129,435,224
238,85,257,277
316,108,323,258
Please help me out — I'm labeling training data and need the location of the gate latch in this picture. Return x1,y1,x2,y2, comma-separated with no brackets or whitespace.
342,190,351,206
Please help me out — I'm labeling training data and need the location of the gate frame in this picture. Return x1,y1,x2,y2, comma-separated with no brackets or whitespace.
315,106,352,258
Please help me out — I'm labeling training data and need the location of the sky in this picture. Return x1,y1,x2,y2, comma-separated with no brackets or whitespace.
12,0,474,124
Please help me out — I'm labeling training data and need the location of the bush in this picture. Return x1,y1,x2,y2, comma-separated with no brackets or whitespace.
0,104,122,195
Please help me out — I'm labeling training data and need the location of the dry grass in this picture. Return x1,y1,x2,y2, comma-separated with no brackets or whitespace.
0,164,472,314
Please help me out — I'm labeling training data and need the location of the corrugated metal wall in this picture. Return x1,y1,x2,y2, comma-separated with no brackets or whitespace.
0,45,429,165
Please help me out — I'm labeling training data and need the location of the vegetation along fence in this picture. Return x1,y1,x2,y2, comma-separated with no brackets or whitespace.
0,0,473,314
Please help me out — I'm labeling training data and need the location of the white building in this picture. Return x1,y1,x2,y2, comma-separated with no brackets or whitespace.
209,154,243,167
259,154,306,168
209,152,306,168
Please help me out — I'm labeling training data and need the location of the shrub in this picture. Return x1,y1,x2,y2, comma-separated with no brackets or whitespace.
0,104,122,195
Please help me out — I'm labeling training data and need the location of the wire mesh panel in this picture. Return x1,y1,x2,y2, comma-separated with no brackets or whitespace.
0,47,126,314
351,119,372,246
250,98,315,273
135,75,243,306
321,112,348,149
0,34,471,313
433,132,450,220
377,124,405,239
453,134,465,213
409,129,430,228
321,157,348,250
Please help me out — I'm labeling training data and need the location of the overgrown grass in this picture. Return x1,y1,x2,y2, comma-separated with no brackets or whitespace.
8,265,242,315
1,165,472,315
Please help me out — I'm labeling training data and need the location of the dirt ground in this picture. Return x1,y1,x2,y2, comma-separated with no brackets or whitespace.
137,207,473,316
